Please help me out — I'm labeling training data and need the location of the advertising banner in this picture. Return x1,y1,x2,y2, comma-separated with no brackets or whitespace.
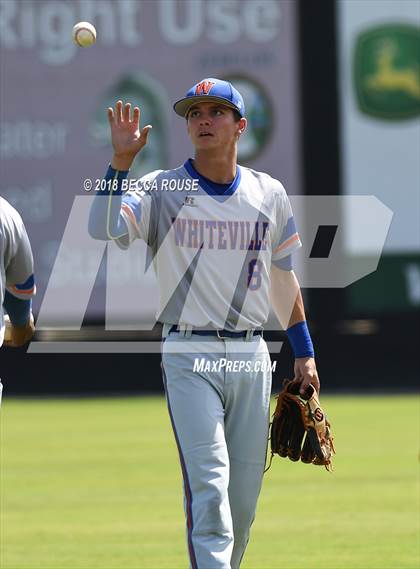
0,0,302,323
337,0,420,313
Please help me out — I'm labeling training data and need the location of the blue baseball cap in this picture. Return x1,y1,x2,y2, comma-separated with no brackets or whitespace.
173,78,245,118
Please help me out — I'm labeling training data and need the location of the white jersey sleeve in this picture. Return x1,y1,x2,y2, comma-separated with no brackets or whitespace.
0,198,35,296
117,170,162,249
271,184,302,261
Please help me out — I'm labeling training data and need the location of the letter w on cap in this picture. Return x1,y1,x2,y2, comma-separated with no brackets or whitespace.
195,81,215,95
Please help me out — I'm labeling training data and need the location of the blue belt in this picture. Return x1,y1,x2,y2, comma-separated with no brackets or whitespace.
168,325,263,339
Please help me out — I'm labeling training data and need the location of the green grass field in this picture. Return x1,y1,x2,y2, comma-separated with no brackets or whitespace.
0,395,418,569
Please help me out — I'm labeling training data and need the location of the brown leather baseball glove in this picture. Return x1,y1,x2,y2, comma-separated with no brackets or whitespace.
268,378,335,471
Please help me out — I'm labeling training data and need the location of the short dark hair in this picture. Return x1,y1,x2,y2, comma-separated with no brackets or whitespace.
232,110,242,122
185,106,242,122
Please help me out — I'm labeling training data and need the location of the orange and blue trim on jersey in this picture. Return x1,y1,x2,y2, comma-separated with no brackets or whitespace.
121,202,138,230
8,274,36,298
273,216,301,257
3,283,34,326
121,192,143,232
273,232,301,255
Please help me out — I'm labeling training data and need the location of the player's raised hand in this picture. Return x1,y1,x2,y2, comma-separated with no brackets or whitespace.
108,101,152,170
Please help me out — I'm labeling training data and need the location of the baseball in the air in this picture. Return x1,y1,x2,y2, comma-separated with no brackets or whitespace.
72,22,97,48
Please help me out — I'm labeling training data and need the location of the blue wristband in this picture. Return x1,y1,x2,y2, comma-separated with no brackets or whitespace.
286,321,314,358
3,290,32,326
103,164,129,195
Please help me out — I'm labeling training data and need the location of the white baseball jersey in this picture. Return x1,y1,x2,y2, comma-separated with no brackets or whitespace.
0,197,35,345
116,160,301,331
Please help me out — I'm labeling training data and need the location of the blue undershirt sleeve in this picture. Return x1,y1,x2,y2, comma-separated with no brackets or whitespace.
88,165,130,240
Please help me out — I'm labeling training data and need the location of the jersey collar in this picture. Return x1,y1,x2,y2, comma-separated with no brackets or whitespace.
183,159,241,198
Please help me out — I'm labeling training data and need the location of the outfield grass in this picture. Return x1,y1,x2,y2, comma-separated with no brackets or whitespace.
0,395,418,569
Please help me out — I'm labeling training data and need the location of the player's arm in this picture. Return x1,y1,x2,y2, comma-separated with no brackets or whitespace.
270,264,320,395
3,226,36,347
88,164,130,241
88,101,152,242
3,291,35,347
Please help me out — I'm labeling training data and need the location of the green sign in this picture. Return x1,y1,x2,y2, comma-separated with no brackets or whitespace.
354,24,420,120
348,254,420,314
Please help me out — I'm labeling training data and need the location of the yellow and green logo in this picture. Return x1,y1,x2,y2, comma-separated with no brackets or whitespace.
354,24,420,120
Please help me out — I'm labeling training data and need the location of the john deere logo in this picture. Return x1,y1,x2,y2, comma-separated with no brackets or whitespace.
354,24,420,120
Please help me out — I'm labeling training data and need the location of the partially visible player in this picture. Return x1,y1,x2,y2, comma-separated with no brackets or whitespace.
0,197,36,403
88,78,320,568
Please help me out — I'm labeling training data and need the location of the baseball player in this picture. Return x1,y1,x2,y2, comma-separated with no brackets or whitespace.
89,78,320,569
0,197,36,403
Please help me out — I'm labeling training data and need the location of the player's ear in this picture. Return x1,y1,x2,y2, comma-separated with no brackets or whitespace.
237,117,247,138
